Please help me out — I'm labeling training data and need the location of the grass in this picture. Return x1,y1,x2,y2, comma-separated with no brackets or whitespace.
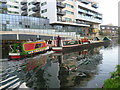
103,65,120,88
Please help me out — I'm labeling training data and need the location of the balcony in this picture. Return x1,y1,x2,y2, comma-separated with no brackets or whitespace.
32,7,40,12
21,2,27,5
79,0,90,4
32,2,40,5
21,12,28,16
30,12,40,17
92,4,98,8
78,15,102,23
21,6,27,10
78,8,88,14
57,2,65,8
57,11,66,16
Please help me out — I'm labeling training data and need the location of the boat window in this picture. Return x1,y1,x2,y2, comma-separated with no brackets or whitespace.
16,46,22,52
35,43,42,48
79,40,81,44
63,41,79,46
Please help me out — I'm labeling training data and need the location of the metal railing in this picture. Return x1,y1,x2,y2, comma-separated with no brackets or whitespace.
10,28,76,37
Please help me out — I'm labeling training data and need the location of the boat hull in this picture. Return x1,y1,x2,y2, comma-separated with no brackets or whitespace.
9,49,48,60
52,47,63,51
52,41,110,52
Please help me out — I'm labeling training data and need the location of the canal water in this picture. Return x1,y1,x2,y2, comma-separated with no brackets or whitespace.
0,40,118,89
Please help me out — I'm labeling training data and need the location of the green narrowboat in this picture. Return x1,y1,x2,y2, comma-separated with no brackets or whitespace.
9,40,49,59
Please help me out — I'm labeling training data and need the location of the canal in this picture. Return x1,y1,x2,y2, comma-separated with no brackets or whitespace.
0,40,118,89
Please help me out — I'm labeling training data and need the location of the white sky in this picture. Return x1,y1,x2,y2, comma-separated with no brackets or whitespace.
98,0,120,26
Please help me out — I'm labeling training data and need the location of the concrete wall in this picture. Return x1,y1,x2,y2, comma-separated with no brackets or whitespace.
0,34,17,40
41,0,57,23
1,34,66,40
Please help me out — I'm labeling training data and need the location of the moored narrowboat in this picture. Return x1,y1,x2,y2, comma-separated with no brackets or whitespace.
9,40,49,59
51,37,106,52
103,36,111,41
51,39,82,51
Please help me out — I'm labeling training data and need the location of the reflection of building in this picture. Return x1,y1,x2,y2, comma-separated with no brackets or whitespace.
53,48,102,87
100,25,118,36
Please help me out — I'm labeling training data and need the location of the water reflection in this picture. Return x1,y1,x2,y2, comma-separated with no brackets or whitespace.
52,48,103,88
1,42,118,89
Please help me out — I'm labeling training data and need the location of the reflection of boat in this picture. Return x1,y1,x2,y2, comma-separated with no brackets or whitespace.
24,56,46,72
9,40,49,59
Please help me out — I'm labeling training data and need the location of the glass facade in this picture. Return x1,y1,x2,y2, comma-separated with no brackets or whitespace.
0,14,53,31
0,14,76,37
52,25,86,37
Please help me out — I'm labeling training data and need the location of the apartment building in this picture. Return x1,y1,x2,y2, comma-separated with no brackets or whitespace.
0,0,7,14
6,0,41,17
1,0,102,37
100,25,118,36
40,0,102,37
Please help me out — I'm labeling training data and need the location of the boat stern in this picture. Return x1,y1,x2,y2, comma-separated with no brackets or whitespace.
9,53,21,59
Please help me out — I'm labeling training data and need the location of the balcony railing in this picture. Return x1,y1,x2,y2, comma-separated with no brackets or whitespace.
30,12,40,17
92,4,98,8
21,2,27,5
57,19,90,26
21,6,27,10
32,7,40,12
79,0,90,4
57,11,66,16
32,2,39,5
78,15,102,23
21,12,28,16
57,2,65,8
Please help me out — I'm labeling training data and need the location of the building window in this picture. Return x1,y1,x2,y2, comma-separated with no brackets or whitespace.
25,25,30,28
107,27,110,29
65,3,74,8
41,2,47,6
29,8,32,11
68,0,73,1
101,27,105,29
6,21,9,24
8,11,19,14
65,17,72,22
8,5,19,8
65,10,74,15
19,22,22,25
41,9,47,13
57,16,62,21
28,2,31,5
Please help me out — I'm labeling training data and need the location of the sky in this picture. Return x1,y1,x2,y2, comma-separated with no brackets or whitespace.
98,0,120,26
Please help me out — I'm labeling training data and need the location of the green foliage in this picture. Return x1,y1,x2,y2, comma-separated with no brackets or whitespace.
104,76,120,88
104,65,120,88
